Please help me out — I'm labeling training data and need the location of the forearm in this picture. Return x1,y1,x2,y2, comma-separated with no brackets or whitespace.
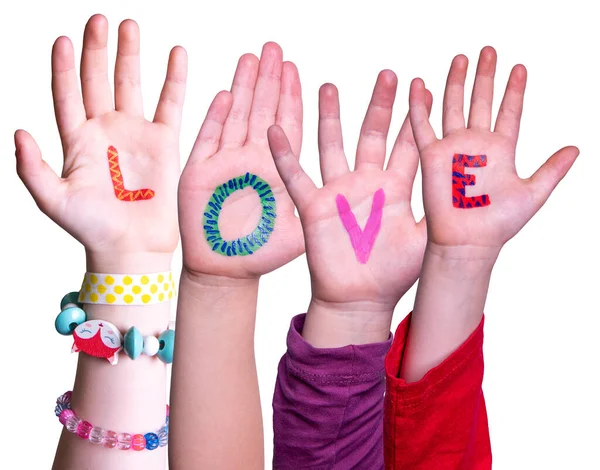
53,255,173,470
168,269,263,470
400,243,498,382
302,297,394,347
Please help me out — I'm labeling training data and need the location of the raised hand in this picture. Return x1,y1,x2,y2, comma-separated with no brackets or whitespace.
178,42,304,279
268,70,431,346
400,47,579,383
410,46,579,255
171,43,303,469
15,15,186,269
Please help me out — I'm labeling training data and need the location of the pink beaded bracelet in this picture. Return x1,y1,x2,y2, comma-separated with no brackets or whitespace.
55,391,169,451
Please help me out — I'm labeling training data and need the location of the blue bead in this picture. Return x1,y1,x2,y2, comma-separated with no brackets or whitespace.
55,307,87,336
156,329,175,364
123,327,144,360
144,432,159,450
60,292,82,310
54,403,66,416
157,428,168,447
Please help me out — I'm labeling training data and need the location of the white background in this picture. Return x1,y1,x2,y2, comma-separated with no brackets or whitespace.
1,0,598,468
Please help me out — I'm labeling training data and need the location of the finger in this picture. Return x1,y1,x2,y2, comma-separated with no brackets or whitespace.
188,91,233,163
494,64,527,144
387,89,433,181
80,14,113,118
51,36,86,138
247,42,283,144
220,53,259,148
409,78,437,151
275,61,303,157
467,46,497,130
153,46,188,130
318,83,348,184
442,54,468,136
355,69,398,171
14,130,65,218
114,19,144,116
268,125,317,212
527,146,579,209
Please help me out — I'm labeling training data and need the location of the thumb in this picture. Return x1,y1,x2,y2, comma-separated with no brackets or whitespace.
15,129,65,218
527,146,579,209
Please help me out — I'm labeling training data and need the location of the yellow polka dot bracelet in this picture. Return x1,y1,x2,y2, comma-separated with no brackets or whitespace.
78,271,176,306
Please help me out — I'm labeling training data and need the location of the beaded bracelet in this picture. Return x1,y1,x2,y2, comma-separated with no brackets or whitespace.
55,391,169,451
56,292,175,365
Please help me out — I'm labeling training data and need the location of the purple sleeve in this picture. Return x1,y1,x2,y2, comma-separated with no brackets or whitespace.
272,314,392,469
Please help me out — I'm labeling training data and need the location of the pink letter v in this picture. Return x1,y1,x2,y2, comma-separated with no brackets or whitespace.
335,188,385,264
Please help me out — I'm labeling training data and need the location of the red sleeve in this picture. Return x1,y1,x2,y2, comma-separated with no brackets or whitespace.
384,313,492,470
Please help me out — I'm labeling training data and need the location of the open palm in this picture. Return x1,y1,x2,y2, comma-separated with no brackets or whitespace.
15,15,186,256
410,47,578,251
268,71,431,308
178,43,304,279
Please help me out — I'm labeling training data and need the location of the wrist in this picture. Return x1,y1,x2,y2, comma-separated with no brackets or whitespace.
425,242,499,278
178,266,260,309
181,266,260,291
302,297,394,348
85,251,173,274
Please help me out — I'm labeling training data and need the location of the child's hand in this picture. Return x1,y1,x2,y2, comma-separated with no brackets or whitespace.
410,46,579,259
15,15,186,270
268,71,430,346
178,43,304,279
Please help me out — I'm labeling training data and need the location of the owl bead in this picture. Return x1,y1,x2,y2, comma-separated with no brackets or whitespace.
55,307,87,335
117,433,132,450
131,434,146,451
124,326,143,360
65,415,81,433
144,432,159,450
103,430,118,449
89,426,105,444
77,421,93,439
60,292,83,310
142,335,160,356
157,329,175,364
72,319,122,364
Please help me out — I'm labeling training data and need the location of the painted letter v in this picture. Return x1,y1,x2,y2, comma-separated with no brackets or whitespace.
335,188,385,264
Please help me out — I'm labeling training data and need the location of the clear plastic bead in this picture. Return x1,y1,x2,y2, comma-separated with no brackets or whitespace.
59,409,75,425
65,415,81,433
117,432,132,450
158,428,168,447
103,430,118,449
89,427,105,444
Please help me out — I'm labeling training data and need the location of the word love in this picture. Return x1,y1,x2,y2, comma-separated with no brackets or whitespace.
336,189,385,264
452,153,490,209
107,146,155,202
203,173,276,257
